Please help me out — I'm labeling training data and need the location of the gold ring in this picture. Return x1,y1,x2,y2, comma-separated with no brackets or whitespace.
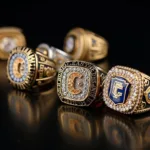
0,27,26,60
7,46,56,90
103,65,150,114
64,27,108,61
36,43,72,70
57,60,106,106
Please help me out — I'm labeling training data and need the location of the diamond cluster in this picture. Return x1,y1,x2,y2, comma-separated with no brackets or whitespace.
103,66,143,114
61,67,90,101
57,61,98,106
8,53,28,83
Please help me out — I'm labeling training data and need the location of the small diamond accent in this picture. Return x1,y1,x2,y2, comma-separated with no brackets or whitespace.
61,66,90,101
8,53,28,83
65,36,75,53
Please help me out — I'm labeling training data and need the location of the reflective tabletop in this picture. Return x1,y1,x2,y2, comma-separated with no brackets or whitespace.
1,59,150,150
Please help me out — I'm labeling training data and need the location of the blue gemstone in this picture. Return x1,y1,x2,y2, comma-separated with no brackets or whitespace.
148,93,150,100
108,77,130,104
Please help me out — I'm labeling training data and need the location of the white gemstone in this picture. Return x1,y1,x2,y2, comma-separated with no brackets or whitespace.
63,92,67,95
9,67,12,71
130,74,134,78
11,75,14,79
77,68,80,72
62,83,65,87
10,71,12,75
128,100,132,105
12,56,15,60
65,36,75,53
0,37,17,52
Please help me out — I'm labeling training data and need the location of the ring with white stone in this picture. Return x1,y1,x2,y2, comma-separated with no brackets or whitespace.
36,43,72,70
0,27,26,60
64,27,109,61
103,65,150,114
57,60,107,107
7,46,57,90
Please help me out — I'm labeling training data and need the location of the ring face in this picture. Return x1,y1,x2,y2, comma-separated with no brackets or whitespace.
64,28,86,60
57,61,99,106
64,27,108,61
0,27,26,59
0,37,17,52
103,66,144,114
7,47,36,90
65,36,75,53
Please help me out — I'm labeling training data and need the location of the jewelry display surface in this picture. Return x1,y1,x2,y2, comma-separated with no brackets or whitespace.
1,57,150,150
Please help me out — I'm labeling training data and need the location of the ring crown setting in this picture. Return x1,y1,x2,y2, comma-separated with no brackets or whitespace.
103,66,143,114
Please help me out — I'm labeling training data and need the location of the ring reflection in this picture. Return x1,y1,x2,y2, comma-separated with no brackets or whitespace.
58,105,103,148
7,84,57,132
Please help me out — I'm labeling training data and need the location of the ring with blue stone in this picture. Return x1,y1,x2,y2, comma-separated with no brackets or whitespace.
7,46,57,90
103,65,150,114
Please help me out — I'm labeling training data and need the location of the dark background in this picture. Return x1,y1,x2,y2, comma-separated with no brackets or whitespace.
1,1,150,150
1,1,150,71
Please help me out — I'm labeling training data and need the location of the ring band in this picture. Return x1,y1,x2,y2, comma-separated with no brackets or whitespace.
37,43,72,70
0,27,26,60
7,46,56,90
103,65,150,114
64,27,108,61
57,60,107,106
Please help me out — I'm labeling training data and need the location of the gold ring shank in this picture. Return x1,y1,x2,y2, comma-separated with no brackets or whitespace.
84,30,109,61
64,27,108,61
7,47,56,90
33,51,56,88
135,72,150,114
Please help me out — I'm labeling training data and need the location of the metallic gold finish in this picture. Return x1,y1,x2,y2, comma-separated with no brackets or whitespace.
64,27,108,61
103,65,150,114
36,43,72,70
58,105,103,146
7,46,56,90
8,85,57,130
57,60,107,106
68,72,83,95
0,27,26,60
